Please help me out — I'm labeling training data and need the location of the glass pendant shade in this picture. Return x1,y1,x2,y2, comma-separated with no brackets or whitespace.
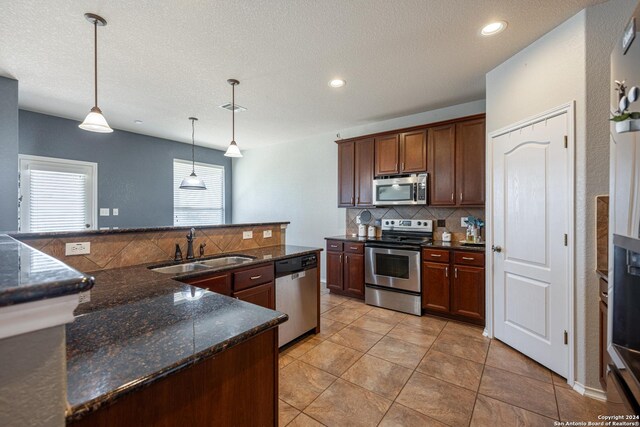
79,106,113,133
224,140,243,158
180,171,206,190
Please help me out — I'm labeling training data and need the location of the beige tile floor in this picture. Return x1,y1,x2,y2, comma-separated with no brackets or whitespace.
278,292,607,427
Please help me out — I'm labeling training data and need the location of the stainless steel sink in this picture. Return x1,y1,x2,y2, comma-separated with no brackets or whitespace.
150,263,212,274
197,256,254,268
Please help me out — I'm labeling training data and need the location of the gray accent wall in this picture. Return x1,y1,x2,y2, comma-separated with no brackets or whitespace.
19,110,232,229
0,77,19,233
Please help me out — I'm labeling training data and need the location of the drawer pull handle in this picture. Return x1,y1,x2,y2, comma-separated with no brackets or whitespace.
250,275,262,280
430,254,442,257
330,245,338,248
350,246,358,250
462,257,475,260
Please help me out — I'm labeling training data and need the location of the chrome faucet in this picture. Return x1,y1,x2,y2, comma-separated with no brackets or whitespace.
186,228,196,260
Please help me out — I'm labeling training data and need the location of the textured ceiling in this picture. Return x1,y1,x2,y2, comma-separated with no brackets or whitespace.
0,0,605,150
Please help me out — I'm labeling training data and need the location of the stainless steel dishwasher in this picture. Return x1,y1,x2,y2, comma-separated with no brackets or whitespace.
275,253,318,347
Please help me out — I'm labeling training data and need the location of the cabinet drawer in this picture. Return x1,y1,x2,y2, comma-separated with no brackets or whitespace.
344,243,364,254
453,251,485,267
327,240,344,252
600,278,609,305
233,264,274,291
184,273,231,296
422,248,450,263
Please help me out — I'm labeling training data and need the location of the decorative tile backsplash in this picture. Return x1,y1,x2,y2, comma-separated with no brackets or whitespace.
346,206,485,242
16,225,285,273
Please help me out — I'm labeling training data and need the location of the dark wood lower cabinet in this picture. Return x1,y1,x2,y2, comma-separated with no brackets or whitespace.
69,328,278,427
422,262,450,312
326,251,344,292
326,241,365,299
451,265,484,321
344,253,364,297
183,273,231,296
233,281,275,310
599,277,609,390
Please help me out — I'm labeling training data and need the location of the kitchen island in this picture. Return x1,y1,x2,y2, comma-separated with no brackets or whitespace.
65,245,321,426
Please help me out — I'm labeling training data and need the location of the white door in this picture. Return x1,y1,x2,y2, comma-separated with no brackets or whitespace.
492,111,569,376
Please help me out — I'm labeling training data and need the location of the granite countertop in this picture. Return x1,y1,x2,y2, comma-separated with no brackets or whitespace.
325,235,486,252
66,244,321,422
0,234,94,307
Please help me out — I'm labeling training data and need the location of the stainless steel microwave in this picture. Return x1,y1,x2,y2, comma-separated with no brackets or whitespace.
373,173,427,206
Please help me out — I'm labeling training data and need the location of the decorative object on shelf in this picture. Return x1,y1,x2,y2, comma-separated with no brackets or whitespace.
180,117,207,190
224,79,243,158
79,13,113,133
442,231,452,242
464,216,485,243
612,80,640,133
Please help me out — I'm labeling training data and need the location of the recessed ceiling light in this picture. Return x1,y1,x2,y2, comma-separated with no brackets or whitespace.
481,21,507,36
329,79,346,88
134,120,143,124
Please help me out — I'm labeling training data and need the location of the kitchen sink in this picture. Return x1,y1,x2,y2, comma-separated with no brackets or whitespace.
150,263,212,274
197,256,254,268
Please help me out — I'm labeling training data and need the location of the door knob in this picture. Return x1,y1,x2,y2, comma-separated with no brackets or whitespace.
491,245,502,253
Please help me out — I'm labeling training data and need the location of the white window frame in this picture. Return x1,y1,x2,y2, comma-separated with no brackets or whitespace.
173,159,225,226
18,154,98,233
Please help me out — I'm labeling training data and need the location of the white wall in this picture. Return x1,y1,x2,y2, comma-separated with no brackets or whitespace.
486,0,636,391
232,100,485,281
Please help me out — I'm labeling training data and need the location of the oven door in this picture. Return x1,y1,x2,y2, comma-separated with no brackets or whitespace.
365,246,421,292
373,176,418,206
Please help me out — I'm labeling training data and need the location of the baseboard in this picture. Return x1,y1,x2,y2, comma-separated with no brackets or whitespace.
573,381,607,401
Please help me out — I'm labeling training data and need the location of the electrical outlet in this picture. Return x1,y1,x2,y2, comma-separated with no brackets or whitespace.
99,208,110,216
112,208,119,216
461,217,468,227
78,291,91,304
65,242,91,256
263,230,272,238
243,231,253,239
437,219,446,227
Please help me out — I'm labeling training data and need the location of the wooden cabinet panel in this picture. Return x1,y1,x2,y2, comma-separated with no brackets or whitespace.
456,119,486,206
428,124,456,206
344,253,364,297
355,138,375,206
422,248,450,263
233,264,274,291
327,240,344,252
233,281,275,310
338,141,355,206
600,300,608,390
326,251,344,292
375,134,400,176
453,251,485,267
422,262,450,312
400,130,427,173
344,242,364,254
451,265,484,321
183,273,231,296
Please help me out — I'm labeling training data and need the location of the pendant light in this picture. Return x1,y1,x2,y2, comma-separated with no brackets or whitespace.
224,79,243,157
79,13,113,133
180,117,207,190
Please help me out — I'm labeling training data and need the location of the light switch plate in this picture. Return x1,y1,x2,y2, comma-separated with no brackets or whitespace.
461,217,468,227
263,230,272,238
99,208,110,216
112,208,119,216
65,242,90,256
243,231,253,239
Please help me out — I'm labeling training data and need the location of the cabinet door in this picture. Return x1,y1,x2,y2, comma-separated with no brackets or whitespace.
400,130,427,173
428,125,456,206
375,134,400,176
355,138,375,206
599,300,609,390
456,119,486,206
326,251,344,291
338,141,355,207
233,281,275,310
344,253,365,297
422,262,450,312
451,265,484,321
183,273,231,296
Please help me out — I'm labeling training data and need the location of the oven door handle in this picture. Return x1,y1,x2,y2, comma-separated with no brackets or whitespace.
365,243,420,251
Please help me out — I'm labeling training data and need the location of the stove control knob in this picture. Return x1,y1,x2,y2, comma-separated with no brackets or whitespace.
417,221,422,226
384,221,389,225
391,221,395,225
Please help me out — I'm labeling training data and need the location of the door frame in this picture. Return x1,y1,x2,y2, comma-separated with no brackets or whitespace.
485,101,576,385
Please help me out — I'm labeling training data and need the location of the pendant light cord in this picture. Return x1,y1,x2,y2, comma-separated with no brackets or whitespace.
191,118,196,173
232,83,235,142
93,19,98,108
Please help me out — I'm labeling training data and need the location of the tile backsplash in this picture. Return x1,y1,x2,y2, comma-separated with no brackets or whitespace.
346,206,485,242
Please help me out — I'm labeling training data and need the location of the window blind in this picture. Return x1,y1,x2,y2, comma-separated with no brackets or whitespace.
28,169,89,232
173,160,225,226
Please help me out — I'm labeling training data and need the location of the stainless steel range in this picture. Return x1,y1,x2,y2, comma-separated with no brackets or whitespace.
365,219,432,315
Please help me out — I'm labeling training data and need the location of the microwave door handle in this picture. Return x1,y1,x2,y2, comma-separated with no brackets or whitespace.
413,183,417,201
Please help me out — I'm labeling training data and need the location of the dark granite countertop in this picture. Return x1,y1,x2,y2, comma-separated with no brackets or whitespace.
325,235,486,252
65,245,321,422
0,234,94,307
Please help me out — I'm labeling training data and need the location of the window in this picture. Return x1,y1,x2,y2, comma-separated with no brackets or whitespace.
173,159,225,226
19,155,97,233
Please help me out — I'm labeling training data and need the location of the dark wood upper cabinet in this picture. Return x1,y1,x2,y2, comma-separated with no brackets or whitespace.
338,141,355,207
428,124,456,206
355,138,375,206
456,119,486,206
400,130,427,173
374,134,400,176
